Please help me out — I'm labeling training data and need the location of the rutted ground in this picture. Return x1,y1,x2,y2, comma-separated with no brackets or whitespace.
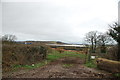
3,57,113,78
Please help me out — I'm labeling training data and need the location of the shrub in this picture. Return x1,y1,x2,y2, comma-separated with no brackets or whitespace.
106,46,118,60
97,46,118,61
2,42,48,72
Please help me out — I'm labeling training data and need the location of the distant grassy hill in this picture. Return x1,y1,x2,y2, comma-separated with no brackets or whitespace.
17,41,67,45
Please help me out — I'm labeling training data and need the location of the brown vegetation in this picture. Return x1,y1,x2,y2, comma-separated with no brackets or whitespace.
56,47,64,53
97,46,118,61
96,58,120,73
2,41,48,72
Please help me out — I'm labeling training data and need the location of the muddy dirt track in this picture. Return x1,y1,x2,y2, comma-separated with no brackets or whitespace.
3,57,113,78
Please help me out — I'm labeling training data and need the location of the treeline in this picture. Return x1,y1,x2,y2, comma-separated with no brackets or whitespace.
85,22,120,61
85,31,112,53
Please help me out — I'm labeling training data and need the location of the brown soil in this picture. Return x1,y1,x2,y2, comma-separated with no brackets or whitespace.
2,57,113,78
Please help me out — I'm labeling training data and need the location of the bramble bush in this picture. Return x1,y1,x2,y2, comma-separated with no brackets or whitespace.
2,41,48,72
98,46,118,61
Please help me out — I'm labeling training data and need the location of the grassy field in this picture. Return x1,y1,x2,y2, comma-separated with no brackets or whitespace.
47,49,86,61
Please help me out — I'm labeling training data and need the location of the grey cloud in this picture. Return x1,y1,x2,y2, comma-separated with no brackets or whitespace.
2,1,117,43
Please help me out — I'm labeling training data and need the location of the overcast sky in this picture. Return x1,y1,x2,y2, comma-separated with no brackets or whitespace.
2,0,118,43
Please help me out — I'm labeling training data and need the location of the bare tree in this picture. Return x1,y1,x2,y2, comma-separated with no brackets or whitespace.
2,34,17,42
97,33,112,53
85,31,101,61
85,31,100,53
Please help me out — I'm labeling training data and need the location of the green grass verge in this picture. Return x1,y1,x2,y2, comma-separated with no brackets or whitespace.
13,60,50,70
84,59,97,68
